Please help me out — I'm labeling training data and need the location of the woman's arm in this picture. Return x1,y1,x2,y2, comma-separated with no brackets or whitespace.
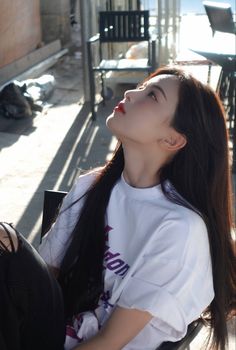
73,305,152,350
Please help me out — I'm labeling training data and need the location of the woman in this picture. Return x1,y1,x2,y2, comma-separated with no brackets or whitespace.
39,67,236,350
0,222,65,349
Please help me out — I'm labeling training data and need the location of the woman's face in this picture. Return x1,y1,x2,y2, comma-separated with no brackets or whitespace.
106,74,180,145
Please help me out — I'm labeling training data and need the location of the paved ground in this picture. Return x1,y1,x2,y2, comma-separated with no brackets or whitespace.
0,53,235,348
0,54,117,246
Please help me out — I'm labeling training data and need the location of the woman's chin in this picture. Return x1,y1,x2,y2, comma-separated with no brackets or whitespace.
105,113,114,126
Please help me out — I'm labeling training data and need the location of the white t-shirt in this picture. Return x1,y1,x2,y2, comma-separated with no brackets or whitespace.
38,171,214,350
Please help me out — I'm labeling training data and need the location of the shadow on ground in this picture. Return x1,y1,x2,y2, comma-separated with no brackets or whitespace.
16,97,119,246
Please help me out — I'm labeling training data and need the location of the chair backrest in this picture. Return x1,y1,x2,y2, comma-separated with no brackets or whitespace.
203,1,235,34
41,190,67,240
156,319,203,350
99,10,150,43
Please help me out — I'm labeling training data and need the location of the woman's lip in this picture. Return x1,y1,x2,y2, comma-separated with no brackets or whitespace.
114,102,126,114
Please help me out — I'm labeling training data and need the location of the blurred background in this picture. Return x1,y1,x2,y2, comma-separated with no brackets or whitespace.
0,0,235,246
0,2,235,347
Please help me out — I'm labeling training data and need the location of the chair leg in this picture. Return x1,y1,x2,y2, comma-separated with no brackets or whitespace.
100,72,106,106
151,39,157,72
88,68,96,120
207,63,212,84
90,73,96,120
87,41,96,120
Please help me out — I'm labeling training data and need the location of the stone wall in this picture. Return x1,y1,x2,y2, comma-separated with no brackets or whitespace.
0,0,42,69
40,0,71,46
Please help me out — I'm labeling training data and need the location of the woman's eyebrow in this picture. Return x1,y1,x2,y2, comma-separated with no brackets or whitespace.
152,85,167,100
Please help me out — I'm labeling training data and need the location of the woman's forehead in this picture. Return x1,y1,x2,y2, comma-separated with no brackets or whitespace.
145,75,180,99
147,74,179,86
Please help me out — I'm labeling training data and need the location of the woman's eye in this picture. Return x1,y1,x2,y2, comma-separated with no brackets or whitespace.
148,91,157,101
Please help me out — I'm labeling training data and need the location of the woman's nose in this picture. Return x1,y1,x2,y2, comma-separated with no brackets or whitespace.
124,89,132,101
124,88,139,102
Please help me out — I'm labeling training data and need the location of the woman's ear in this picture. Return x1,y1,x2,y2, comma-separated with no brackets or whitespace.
160,130,187,152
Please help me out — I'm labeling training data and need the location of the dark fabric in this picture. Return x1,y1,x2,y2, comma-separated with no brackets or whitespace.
0,224,65,350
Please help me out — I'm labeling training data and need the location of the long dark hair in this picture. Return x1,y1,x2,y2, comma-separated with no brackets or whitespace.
58,67,236,349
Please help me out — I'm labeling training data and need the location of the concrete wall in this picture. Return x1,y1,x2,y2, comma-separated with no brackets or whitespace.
40,0,71,46
0,0,42,69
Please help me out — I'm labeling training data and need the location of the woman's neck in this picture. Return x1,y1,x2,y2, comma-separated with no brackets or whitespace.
122,144,165,188
123,170,160,188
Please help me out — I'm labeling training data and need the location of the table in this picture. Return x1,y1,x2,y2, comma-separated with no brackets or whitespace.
190,33,236,172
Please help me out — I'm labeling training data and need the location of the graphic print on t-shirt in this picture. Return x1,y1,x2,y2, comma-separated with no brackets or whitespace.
103,225,130,277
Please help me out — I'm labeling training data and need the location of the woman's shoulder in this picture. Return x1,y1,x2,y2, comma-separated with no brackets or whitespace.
169,206,210,261
0,223,19,252
166,202,207,238
155,207,210,273
158,194,208,254
78,167,103,183
163,181,207,234
72,167,103,193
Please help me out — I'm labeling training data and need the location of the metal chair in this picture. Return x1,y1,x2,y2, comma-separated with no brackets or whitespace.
87,10,157,120
203,1,235,35
41,189,67,240
156,319,203,349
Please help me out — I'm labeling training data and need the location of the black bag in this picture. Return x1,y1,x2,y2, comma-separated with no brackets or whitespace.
0,82,32,119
